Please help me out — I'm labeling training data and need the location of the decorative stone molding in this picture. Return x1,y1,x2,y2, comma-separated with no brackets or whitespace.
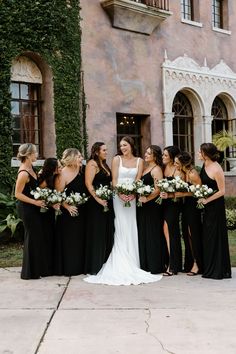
11,56,42,83
161,52,236,166
101,0,172,35
162,52,236,116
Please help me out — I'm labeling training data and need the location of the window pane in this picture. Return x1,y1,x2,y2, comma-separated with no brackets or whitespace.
11,101,19,114
20,84,29,99
10,83,19,99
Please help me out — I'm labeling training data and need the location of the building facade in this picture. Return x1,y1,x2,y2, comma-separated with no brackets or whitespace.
80,0,236,194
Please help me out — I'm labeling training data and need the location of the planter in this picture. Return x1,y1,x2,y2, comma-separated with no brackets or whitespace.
227,157,236,172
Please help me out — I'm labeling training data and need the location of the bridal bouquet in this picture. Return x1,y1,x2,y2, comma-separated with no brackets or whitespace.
155,176,189,204
115,179,136,207
95,184,113,212
155,178,176,205
30,187,53,213
47,190,67,216
189,184,215,209
135,180,154,207
65,192,89,216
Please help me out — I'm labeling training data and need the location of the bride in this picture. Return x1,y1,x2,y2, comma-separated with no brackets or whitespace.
84,136,162,285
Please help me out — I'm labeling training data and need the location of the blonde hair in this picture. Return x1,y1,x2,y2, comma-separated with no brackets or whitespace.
17,143,37,162
61,148,80,166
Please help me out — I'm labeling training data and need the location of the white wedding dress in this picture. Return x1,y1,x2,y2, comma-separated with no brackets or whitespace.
84,157,162,285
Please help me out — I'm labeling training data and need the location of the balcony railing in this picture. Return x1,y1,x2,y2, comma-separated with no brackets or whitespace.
132,0,169,11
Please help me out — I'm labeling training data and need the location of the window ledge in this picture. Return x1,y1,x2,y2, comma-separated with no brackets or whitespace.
212,26,231,35
181,19,203,28
224,171,236,176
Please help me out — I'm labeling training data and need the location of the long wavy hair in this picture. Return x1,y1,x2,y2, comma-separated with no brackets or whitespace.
147,145,163,168
89,142,111,175
38,158,58,189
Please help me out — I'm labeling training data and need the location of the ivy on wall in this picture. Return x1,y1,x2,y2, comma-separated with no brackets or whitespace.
0,0,87,192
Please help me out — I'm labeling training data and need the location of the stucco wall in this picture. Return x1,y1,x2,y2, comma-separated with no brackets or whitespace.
80,0,236,194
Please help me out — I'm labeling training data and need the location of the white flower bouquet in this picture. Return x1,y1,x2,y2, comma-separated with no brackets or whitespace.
47,189,67,216
95,184,113,212
155,178,176,205
189,184,214,209
115,179,136,207
65,192,89,216
135,180,154,207
155,176,189,204
30,187,52,212
174,176,189,192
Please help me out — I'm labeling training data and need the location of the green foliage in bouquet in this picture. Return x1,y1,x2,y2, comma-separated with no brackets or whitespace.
0,0,87,192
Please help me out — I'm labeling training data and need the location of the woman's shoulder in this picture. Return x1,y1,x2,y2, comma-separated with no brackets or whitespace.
86,159,98,169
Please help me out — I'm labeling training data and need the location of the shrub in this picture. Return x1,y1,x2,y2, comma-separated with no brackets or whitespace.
226,209,236,230
225,197,236,210
0,192,23,241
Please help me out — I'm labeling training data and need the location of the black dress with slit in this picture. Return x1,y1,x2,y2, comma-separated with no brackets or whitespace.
17,171,44,279
181,188,203,273
200,166,231,279
84,170,114,275
162,177,182,273
137,172,165,274
54,172,87,276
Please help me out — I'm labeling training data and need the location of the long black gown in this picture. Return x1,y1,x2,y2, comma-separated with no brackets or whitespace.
200,166,231,279
137,172,165,274
17,171,44,279
54,173,87,276
40,207,55,276
162,177,182,273
181,191,203,273
84,170,114,275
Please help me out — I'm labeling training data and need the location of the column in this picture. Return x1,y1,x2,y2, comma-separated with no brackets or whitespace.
162,112,175,146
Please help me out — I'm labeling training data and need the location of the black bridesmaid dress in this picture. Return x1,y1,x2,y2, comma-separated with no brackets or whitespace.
40,207,55,276
17,171,44,279
84,170,114,275
181,191,203,273
55,173,87,276
200,166,231,279
162,177,182,273
137,172,165,274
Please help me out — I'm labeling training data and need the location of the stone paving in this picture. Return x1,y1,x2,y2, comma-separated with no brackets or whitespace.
0,267,236,354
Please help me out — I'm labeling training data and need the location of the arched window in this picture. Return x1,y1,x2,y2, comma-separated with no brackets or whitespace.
11,56,43,157
211,97,228,134
172,92,194,156
211,96,229,169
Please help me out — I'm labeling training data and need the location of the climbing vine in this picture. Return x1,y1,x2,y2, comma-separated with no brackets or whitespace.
0,0,87,192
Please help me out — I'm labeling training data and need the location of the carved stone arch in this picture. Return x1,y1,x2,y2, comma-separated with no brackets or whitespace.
11,52,56,159
213,92,236,121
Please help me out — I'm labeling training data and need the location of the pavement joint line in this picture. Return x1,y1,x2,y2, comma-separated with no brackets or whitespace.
34,276,71,354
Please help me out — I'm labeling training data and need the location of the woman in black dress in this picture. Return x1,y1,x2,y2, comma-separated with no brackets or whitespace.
160,146,183,276
137,145,165,274
198,143,231,279
174,152,203,275
38,158,62,276
15,143,46,279
84,142,114,275
55,148,87,276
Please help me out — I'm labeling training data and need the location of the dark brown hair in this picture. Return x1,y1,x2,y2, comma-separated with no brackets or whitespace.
164,145,181,162
147,145,163,168
119,136,137,156
89,142,111,175
176,152,193,169
200,143,220,162
38,158,58,189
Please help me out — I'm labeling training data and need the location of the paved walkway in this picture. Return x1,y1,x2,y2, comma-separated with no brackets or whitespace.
0,268,236,354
